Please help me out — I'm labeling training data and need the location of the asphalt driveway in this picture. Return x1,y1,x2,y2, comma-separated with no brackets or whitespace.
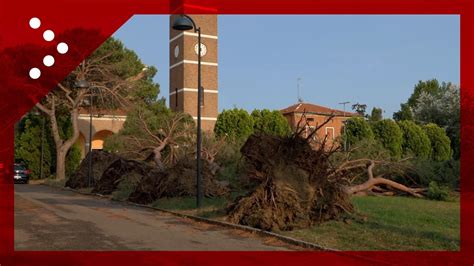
14,184,293,251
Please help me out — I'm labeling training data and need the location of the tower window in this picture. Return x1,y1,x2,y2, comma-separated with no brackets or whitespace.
200,87,205,107
175,88,178,107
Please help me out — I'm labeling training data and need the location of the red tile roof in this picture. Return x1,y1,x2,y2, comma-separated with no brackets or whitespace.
281,102,358,117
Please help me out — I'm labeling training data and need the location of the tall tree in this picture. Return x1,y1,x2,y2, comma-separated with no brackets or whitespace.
423,123,451,161
371,119,403,158
393,79,459,159
352,103,367,117
407,79,451,108
35,37,155,180
397,120,431,159
14,115,52,179
393,103,414,121
369,107,383,122
343,117,374,147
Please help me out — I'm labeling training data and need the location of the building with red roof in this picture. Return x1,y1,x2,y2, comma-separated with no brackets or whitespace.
281,102,358,145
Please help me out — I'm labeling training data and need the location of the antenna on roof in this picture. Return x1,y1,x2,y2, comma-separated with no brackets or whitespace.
297,77,303,103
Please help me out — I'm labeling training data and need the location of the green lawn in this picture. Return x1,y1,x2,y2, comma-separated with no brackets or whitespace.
150,195,460,251
281,196,460,251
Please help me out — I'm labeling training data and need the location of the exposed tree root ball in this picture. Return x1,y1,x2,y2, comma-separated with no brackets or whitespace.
128,157,229,205
227,134,353,231
65,150,121,189
92,159,152,195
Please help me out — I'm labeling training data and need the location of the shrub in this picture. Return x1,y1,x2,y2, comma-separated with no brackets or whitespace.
423,123,451,161
343,117,374,147
427,181,449,201
251,109,291,137
408,159,459,189
371,119,403,158
398,120,431,159
66,143,82,178
214,108,254,142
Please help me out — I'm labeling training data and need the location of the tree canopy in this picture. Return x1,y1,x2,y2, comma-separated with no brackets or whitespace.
423,123,451,161
369,107,383,122
343,117,374,147
398,120,431,159
35,35,158,179
393,79,459,159
251,109,291,137
371,119,403,158
214,108,254,142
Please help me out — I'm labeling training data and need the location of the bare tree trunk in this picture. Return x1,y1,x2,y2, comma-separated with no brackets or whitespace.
56,147,67,180
344,159,425,198
36,98,81,180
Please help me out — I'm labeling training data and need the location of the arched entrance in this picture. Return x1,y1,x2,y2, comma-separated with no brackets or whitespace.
91,130,114,150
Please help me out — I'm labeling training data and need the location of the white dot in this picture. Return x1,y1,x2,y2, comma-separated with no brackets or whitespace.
29,17,41,29
43,55,55,67
29,68,41,79
57,42,68,54
43,30,55,41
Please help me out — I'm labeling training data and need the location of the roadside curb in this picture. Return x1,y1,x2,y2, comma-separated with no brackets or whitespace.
42,184,336,251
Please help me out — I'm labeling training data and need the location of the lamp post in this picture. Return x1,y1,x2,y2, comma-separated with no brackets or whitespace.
172,15,203,208
75,79,93,188
339,101,350,152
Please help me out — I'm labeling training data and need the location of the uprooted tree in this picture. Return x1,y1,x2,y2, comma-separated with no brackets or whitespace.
70,103,230,203
105,107,195,170
227,114,427,231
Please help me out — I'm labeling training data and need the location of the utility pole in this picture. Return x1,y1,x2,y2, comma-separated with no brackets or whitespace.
297,77,303,103
339,101,350,152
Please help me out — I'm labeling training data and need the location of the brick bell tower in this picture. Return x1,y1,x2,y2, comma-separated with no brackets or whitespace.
169,15,218,131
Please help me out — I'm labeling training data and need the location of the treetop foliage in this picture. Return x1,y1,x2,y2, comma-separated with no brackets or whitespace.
214,108,254,142
423,123,451,161
397,120,431,159
251,109,291,137
371,119,403,158
343,117,374,147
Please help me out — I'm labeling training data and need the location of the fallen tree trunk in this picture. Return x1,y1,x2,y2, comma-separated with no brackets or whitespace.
343,160,425,198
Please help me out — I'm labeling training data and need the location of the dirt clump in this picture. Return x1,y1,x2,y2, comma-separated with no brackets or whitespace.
227,133,353,231
65,150,121,189
92,158,153,195
128,157,229,205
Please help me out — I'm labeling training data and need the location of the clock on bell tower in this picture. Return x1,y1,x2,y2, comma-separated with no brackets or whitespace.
169,15,218,131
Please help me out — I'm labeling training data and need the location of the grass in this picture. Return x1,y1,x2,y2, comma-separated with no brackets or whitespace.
43,178,66,188
281,196,460,251
150,194,459,250
151,196,229,218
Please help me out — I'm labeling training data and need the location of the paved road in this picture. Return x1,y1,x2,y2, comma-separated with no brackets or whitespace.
14,184,293,251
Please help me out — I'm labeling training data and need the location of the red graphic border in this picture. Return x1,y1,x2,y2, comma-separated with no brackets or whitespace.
0,0,472,265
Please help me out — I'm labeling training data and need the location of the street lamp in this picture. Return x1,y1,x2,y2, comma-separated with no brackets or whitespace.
75,79,93,188
339,101,350,152
172,15,203,209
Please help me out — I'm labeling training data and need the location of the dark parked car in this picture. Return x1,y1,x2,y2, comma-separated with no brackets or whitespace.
14,163,30,184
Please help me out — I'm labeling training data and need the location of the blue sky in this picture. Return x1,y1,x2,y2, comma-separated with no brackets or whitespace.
113,15,459,117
